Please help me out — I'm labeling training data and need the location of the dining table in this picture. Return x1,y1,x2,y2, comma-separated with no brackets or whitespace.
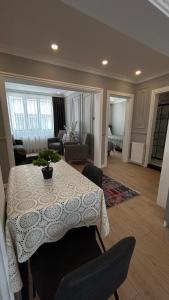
5,160,110,293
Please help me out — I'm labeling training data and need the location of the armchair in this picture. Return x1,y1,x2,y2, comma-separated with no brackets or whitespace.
48,130,65,155
14,139,24,145
64,133,92,162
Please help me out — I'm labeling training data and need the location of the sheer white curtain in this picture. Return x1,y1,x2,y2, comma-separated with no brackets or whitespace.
7,92,54,153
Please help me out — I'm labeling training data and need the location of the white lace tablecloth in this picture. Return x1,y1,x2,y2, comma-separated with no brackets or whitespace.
6,160,109,293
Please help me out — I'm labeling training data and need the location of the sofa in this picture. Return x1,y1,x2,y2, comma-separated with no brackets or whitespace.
12,137,26,165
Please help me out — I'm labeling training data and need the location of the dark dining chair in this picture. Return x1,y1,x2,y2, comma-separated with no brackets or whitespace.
82,163,103,188
55,236,136,300
82,163,106,252
31,234,136,300
31,226,101,300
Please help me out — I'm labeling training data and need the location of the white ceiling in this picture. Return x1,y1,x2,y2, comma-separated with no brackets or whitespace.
62,0,169,58
5,82,74,97
1,0,169,83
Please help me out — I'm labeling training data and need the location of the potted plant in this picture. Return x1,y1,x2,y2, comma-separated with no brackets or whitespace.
64,121,78,142
33,149,61,179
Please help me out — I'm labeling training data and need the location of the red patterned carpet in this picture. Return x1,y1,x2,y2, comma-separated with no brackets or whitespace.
102,174,140,207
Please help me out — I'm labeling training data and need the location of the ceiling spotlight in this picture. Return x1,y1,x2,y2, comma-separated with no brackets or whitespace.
102,60,108,66
135,70,142,76
51,44,59,51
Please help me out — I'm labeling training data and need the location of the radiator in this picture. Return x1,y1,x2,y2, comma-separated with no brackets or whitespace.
130,142,145,165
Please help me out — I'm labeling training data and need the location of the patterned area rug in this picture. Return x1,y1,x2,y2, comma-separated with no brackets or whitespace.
103,174,140,207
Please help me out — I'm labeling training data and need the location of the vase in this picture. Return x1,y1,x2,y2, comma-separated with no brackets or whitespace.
42,166,53,179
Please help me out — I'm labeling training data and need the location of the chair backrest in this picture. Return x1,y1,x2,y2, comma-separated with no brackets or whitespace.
55,236,136,300
83,134,94,157
57,130,66,140
82,163,103,188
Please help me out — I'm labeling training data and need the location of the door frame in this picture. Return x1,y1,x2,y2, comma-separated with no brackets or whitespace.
0,166,14,300
0,77,15,168
144,85,169,167
0,71,103,170
104,90,134,167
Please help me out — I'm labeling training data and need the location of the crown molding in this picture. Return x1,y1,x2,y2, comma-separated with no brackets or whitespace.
148,0,169,18
1,45,169,85
135,69,169,84
0,71,103,93
0,45,135,84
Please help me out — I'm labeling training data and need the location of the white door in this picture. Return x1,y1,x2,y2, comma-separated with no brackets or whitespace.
0,166,14,300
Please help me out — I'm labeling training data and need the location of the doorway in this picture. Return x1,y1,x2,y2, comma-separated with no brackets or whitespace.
145,86,169,168
5,82,100,165
5,82,96,165
148,92,169,170
104,90,134,167
107,96,127,160
144,85,169,209
0,74,103,185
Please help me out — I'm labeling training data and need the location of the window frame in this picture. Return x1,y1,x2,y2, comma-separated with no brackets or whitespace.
7,91,54,134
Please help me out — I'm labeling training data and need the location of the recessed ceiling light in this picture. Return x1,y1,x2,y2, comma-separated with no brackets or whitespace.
51,44,59,51
102,60,108,66
135,70,142,76
56,91,61,94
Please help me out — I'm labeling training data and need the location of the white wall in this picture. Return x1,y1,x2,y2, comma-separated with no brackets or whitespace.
65,92,81,131
65,92,94,142
110,101,126,136
65,91,95,160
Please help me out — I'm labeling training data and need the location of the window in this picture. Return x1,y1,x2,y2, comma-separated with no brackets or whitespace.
7,92,54,152
9,95,25,130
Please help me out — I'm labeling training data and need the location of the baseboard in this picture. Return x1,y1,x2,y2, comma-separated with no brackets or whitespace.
129,160,144,167
101,163,107,168
148,163,161,171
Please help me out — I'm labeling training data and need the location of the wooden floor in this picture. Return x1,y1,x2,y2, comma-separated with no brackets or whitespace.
33,154,169,300
102,154,169,300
